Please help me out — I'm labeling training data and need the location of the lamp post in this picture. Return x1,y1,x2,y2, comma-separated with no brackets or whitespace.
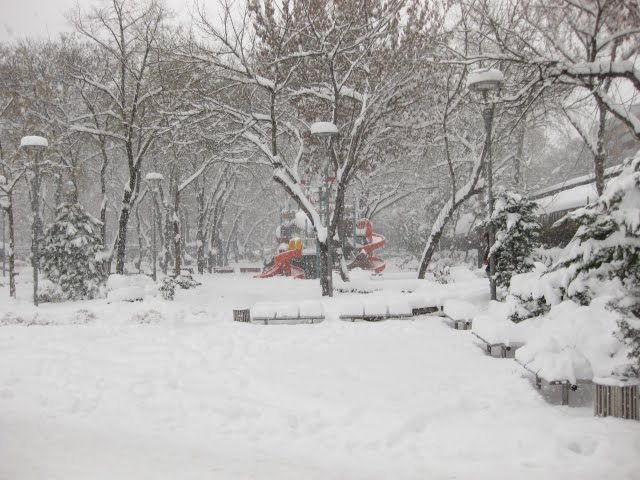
20,135,48,306
467,68,504,301
145,172,164,281
310,121,339,297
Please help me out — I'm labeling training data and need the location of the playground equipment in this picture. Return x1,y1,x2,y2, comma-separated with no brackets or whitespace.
347,218,386,274
256,209,386,279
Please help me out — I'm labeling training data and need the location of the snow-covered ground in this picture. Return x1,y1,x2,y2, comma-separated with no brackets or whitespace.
1,269,639,479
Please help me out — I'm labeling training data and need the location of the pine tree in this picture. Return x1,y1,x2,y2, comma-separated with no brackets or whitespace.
41,203,106,300
484,191,541,293
552,154,640,374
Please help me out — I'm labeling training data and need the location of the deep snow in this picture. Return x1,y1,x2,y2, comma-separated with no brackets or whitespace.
1,269,639,479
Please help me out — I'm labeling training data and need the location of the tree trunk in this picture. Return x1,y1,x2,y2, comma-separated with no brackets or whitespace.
335,225,350,282
162,204,171,275
417,169,484,279
196,185,206,275
173,189,181,277
514,123,525,188
114,188,133,274
594,97,607,196
318,240,331,296
134,204,144,273
6,198,16,298
99,156,109,275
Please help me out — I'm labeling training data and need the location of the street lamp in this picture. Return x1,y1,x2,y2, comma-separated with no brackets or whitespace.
20,135,48,306
145,172,164,281
310,121,339,297
467,68,504,301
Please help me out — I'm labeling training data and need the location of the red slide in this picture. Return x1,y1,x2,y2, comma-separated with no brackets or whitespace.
255,248,303,278
348,219,386,273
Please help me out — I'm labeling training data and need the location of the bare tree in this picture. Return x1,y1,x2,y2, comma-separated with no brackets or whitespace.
71,0,168,274
184,0,434,294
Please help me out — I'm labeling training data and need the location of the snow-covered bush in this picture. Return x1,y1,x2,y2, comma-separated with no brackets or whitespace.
535,246,563,268
509,153,640,374
37,279,65,303
41,203,106,300
160,277,176,300
483,191,541,294
158,274,200,301
515,299,630,384
173,274,201,289
551,154,640,374
432,261,451,284
507,265,553,323
130,309,164,324
106,274,156,302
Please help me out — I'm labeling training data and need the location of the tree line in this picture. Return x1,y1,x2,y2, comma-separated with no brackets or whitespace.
0,0,638,296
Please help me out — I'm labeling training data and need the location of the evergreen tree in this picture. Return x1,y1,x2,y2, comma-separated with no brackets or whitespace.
552,154,640,374
484,191,541,293
41,203,106,300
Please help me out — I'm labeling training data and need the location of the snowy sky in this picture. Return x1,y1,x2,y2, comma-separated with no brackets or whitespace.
0,0,193,42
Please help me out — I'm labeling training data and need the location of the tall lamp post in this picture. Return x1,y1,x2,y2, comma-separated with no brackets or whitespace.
467,68,504,301
20,135,48,306
310,121,339,297
145,172,164,281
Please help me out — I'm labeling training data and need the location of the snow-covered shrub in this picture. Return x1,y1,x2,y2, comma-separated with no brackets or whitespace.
535,246,563,268
173,274,201,289
509,153,640,374
106,274,156,302
41,203,106,300
515,298,630,384
483,191,541,293
130,309,164,324
506,264,561,322
37,278,66,303
550,154,640,374
160,277,176,300
432,262,451,284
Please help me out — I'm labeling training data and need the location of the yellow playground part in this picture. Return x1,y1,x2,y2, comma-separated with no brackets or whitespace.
288,238,303,250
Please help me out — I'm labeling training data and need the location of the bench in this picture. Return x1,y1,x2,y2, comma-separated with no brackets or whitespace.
442,316,472,330
411,306,440,316
251,314,324,325
338,299,413,322
213,267,235,274
472,332,522,358
249,301,325,325
239,267,262,273
515,358,580,406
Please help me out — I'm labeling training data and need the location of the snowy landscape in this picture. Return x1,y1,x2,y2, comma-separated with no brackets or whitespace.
2,267,639,479
1,0,640,478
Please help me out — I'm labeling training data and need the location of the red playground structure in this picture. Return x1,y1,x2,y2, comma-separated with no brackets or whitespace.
257,213,385,279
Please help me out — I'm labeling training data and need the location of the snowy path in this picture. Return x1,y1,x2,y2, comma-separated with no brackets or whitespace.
1,275,639,479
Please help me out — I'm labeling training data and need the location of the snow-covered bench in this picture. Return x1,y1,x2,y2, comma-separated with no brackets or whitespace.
442,299,476,330
471,332,518,358
471,302,529,357
510,299,631,407
403,293,442,316
515,358,581,406
239,267,261,273
338,297,413,321
214,267,234,274
106,274,157,302
250,301,325,325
